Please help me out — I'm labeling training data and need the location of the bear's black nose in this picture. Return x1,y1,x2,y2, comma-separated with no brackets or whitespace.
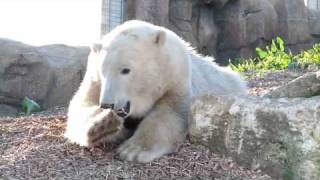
100,103,114,110
115,101,130,118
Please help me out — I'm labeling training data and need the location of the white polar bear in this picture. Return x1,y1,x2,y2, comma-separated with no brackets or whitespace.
65,20,246,163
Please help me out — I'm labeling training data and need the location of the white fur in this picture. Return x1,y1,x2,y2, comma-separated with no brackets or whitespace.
65,20,247,162
190,53,247,96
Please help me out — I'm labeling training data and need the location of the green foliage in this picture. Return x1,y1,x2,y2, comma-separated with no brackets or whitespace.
295,44,320,68
230,58,257,73
231,37,320,73
22,97,41,115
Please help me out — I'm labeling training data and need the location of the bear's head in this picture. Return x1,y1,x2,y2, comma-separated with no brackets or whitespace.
89,20,191,118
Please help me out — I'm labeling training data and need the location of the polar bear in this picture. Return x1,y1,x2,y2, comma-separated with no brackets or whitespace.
65,20,246,163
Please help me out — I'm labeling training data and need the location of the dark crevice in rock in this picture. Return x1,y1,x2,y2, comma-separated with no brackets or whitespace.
242,9,263,17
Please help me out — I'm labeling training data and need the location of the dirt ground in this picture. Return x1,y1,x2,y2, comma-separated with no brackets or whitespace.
0,70,311,180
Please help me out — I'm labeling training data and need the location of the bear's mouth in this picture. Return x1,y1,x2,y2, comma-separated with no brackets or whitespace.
115,101,130,118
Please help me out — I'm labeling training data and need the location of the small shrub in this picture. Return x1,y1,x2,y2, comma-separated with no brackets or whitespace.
22,97,41,115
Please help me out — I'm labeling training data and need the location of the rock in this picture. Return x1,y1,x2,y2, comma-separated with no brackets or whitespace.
168,0,197,45
37,45,89,108
265,71,320,98
0,38,53,104
189,94,320,179
308,9,320,41
130,0,170,27
272,0,312,46
215,0,279,63
192,4,218,57
0,104,18,117
0,38,90,109
0,96,22,106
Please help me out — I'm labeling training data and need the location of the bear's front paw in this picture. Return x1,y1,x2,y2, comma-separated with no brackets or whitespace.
117,138,172,163
87,111,123,146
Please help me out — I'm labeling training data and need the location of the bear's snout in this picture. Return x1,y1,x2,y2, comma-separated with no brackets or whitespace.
100,101,131,118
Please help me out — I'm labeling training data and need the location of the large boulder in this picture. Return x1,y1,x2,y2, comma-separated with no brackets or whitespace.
0,38,53,105
37,45,89,108
189,94,320,179
265,71,320,98
0,38,90,110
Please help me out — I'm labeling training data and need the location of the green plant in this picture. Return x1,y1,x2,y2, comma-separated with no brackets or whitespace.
295,44,320,68
230,58,257,73
231,37,320,73
22,97,41,115
256,37,293,70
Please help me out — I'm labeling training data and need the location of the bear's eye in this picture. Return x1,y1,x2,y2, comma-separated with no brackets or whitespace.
120,68,131,75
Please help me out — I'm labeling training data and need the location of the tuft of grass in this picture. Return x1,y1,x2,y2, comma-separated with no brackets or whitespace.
231,37,320,73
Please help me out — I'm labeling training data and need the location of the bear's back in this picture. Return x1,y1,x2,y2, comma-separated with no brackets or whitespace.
190,53,247,97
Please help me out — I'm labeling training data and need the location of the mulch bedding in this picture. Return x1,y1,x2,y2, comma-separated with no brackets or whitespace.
1,112,269,180
1,70,311,180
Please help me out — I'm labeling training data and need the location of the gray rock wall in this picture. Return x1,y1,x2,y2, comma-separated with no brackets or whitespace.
127,0,320,65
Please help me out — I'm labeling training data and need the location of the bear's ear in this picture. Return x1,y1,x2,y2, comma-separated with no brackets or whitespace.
154,30,166,46
91,43,103,53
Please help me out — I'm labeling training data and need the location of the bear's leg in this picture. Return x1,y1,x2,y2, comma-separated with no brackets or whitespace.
118,106,187,163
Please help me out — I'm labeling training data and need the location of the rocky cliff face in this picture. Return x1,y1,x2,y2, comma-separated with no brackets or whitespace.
127,0,320,65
